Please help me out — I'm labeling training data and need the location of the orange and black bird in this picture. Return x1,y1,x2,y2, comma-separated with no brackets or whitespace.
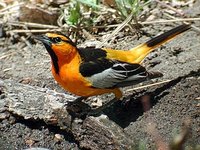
36,24,190,100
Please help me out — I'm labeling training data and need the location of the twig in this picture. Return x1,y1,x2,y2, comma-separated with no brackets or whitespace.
82,29,96,40
20,36,34,51
0,11,17,15
154,0,184,16
164,13,200,33
195,97,200,100
3,68,12,72
0,2,24,13
96,13,133,48
126,80,171,92
7,21,59,29
155,0,200,32
6,17,200,34
141,18,200,24
0,52,16,60
94,17,200,29
7,29,62,34
0,2,6,8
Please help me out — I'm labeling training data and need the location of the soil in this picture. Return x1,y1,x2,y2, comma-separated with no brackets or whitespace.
0,1,200,150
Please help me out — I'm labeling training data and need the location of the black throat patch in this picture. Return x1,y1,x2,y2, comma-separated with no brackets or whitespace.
44,44,59,74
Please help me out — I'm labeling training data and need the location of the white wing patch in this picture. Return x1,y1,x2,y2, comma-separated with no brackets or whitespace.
88,63,148,88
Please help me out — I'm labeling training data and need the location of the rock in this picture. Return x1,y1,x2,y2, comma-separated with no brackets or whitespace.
19,5,59,25
71,115,132,150
3,80,72,123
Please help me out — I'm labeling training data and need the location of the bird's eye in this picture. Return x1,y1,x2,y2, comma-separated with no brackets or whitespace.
52,37,62,43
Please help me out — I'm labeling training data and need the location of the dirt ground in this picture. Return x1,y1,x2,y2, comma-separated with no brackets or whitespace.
0,1,200,150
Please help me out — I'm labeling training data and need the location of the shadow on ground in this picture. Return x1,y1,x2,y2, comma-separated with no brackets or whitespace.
103,69,200,128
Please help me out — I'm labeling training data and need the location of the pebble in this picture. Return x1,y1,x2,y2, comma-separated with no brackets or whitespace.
0,112,10,119
54,133,63,142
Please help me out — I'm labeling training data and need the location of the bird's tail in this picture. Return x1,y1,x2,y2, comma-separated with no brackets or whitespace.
130,24,191,63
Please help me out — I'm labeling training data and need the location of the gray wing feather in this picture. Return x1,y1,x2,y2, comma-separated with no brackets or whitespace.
88,63,149,88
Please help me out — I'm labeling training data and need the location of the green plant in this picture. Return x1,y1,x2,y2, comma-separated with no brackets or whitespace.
60,0,150,41
64,0,100,27
115,0,149,19
66,2,81,26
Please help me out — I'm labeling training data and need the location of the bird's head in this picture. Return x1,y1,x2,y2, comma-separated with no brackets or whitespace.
35,33,77,57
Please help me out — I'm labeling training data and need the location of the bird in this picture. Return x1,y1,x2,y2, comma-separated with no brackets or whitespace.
35,24,190,102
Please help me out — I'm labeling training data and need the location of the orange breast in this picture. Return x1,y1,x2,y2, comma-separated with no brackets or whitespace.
51,55,114,97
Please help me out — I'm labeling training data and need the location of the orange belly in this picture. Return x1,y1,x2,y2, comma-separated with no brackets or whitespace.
52,64,115,97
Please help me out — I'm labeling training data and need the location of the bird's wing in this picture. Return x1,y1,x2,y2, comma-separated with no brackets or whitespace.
78,47,107,62
79,58,160,89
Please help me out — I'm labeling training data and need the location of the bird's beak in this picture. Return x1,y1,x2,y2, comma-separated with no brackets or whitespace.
34,35,51,46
